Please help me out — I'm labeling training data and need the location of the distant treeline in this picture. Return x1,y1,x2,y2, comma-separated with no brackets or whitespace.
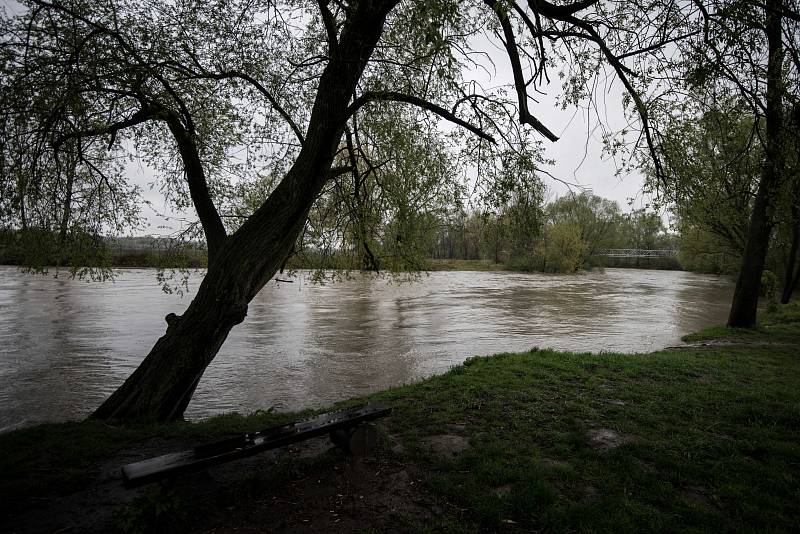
0,194,683,273
273,192,683,274
2,191,787,278
424,193,680,272
0,229,207,270
417,190,794,282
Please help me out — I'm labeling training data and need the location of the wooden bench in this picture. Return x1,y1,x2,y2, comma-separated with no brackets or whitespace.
121,403,391,488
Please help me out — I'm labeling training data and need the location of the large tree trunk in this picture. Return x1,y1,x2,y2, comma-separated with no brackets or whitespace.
781,205,800,303
92,1,398,422
727,0,784,327
728,180,776,326
780,109,800,304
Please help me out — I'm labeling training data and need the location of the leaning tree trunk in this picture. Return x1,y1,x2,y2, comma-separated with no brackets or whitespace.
92,1,398,422
727,0,784,328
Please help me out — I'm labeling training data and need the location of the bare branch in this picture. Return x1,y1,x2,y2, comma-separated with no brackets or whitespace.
162,111,228,260
557,10,665,183
53,107,154,150
346,91,496,143
328,165,353,178
205,70,306,145
509,1,549,85
484,0,560,142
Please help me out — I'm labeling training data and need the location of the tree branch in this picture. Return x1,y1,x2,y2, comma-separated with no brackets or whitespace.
346,91,496,143
328,165,353,178
559,10,665,184
532,0,601,17
485,0,560,142
210,70,306,145
317,0,339,53
53,107,154,150
510,1,550,85
162,111,228,261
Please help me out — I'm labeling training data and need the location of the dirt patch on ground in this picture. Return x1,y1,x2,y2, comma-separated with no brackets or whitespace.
681,486,719,509
582,485,599,503
492,484,513,497
194,452,434,533
3,432,438,533
586,427,633,451
2,436,201,533
389,433,406,455
420,434,470,459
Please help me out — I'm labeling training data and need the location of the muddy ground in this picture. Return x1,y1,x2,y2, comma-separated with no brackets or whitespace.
3,425,455,533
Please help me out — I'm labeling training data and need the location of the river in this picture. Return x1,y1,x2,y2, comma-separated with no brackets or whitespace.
0,266,733,432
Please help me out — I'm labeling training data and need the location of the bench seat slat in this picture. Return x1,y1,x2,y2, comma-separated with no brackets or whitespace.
121,403,391,487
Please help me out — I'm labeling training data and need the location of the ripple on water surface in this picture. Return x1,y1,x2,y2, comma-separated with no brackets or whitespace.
0,267,733,430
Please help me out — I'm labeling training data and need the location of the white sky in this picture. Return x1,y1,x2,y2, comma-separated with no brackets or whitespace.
134,98,650,236
133,39,653,237
539,89,656,211
2,0,655,236
472,32,651,210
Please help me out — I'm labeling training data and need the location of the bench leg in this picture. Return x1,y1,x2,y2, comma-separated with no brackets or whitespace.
329,423,377,456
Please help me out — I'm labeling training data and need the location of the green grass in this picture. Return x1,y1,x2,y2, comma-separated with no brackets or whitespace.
683,301,800,344
2,302,799,532
373,342,800,531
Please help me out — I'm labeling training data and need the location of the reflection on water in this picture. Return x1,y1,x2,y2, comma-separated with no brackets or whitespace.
0,267,733,431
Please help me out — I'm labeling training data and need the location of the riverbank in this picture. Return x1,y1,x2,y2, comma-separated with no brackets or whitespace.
2,303,798,533
423,258,508,271
0,255,679,272
421,258,683,272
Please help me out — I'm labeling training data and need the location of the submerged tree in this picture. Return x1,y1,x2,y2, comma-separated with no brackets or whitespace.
1,0,689,421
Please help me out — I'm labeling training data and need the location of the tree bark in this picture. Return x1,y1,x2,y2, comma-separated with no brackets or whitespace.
164,114,228,263
781,204,800,303
727,0,784,327
92,0,399,422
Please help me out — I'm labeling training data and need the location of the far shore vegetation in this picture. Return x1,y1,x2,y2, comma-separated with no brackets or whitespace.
5,190,782,277
2,301,798,533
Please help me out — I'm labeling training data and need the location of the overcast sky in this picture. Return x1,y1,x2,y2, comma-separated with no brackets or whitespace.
135,93,650,236
522,89,645,201
473,33,651,209
3,0,655,236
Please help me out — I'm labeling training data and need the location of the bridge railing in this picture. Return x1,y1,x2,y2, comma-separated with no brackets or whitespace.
601,249,679,258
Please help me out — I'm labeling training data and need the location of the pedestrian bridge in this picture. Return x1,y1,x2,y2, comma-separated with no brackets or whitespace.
600,249,678,258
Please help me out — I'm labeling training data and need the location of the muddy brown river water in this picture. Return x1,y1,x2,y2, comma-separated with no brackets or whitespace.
0,267,734,432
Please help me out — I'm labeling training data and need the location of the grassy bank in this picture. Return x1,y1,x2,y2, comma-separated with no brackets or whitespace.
2,304,799,532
